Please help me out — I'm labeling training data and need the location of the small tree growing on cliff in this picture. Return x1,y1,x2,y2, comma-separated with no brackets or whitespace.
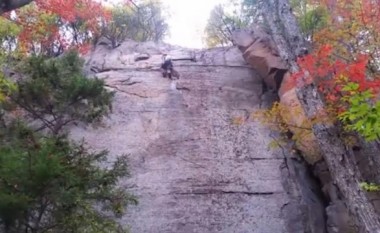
6,50,114,135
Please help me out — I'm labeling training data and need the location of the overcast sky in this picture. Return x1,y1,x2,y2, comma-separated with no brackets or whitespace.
104,0,228,48
162,0,228,48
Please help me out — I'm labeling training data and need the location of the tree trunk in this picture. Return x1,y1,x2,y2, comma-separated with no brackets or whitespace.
262,0,380,232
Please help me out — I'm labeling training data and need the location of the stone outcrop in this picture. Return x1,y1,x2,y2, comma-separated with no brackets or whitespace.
69,40,327,233
232,27,287,92
232,27,357,233
232,28,321,164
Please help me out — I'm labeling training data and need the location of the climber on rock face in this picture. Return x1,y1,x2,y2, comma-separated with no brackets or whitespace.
160,54,180,79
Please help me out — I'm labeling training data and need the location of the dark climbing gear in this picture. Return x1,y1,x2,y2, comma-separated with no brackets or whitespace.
161,55,175,79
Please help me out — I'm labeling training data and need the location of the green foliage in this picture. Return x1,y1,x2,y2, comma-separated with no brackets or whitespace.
8,50,114,134
0,73,16,102
290,0,309,16
360,182,380,192
131,0,168,42
338,82,380,141
0,17,21,39
0,122,137,232
204,0,263,47
0,17,21,57
204,4,242,47
267,139,285,150
101,6,133,48
0,9,136,233
298,6,329,40
101,1,169,47
290,0,329,41
0,17,20,101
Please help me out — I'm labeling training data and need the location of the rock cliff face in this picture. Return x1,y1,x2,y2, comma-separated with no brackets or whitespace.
232,28,358,233
70,40,325,233
231,27,321,164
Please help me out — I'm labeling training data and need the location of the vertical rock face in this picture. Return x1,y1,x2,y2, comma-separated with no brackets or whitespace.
70,41,323,233
232,28,321,165
231,27,288,92
232,27,360,233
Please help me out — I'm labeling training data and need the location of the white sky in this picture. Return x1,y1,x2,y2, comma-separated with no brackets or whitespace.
104,0,228,48
162,0,228,48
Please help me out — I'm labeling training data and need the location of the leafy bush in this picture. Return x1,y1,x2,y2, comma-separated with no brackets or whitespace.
338,82,380,141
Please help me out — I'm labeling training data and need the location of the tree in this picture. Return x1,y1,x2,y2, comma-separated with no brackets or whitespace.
287,0,330,42
312,0,380,74
0,122,137,233
204,0,262,47
262,0,380,232
100,5,133,48
100,0,169,47
291,0,380,141
240,0,263,24
133,0,168,42
298,5,329,41
1,2,137,231
204,4,243,47
0,49,136,232
1,0,110,57
1,0,110,104
292,44,380,140
6,50,113,135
